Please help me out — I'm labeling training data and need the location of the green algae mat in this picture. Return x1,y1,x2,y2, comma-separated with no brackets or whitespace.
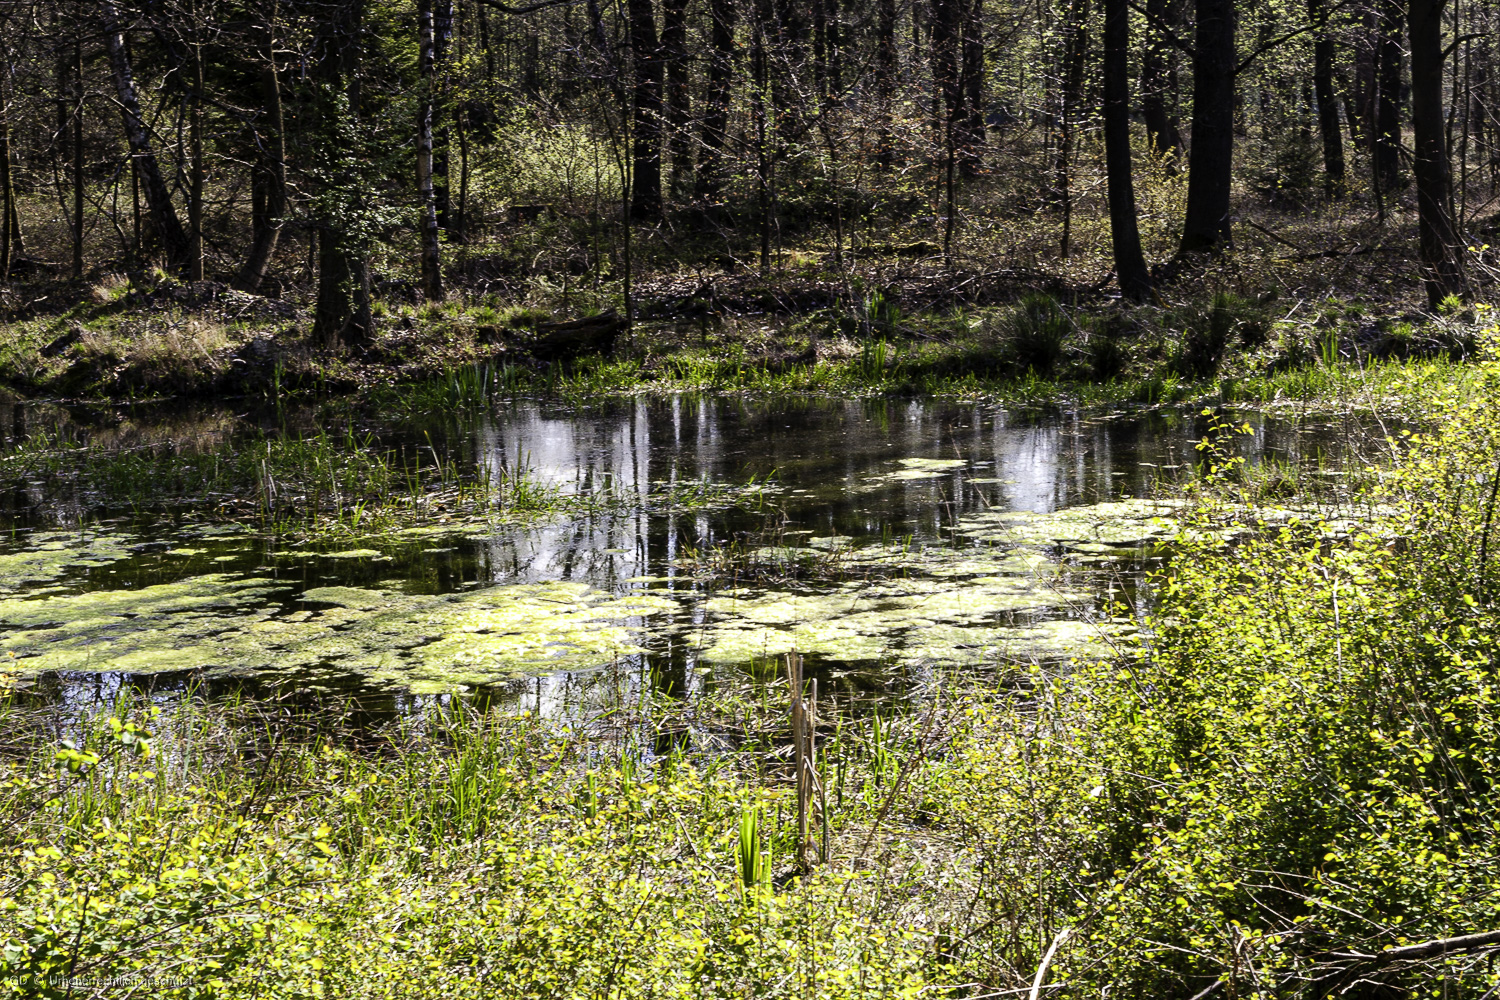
0,522,1134,694
2,577,677,694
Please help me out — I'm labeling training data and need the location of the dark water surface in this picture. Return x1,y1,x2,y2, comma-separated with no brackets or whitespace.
0,395,1371,721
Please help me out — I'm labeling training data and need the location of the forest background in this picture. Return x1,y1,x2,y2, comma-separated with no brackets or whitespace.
0,0,1485,392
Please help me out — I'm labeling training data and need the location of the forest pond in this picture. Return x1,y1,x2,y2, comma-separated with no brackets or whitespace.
0,396,1372,717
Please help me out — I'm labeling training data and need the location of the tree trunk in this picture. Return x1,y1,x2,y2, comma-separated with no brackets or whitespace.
188,0,205,281
432,0,453,232
875,0,897,165
752,0,772,270
1052,0,1089,257
1,55,13,279
1310,0,1345,196
960,0,985,175
3,45,19,267
627,0,663,220
1374,0,1404,192
1409,0,1468,305
312,0,374,351
1104,0,1151,300
1141,0,1183,157
417,0,444,300
71,38,83,280
813,0,828,94
235,5,287,294
661,0,691,193
698,0,736,199
932,0,968,148
102,1,190,272
827,0,845,94
1178,0,1235,255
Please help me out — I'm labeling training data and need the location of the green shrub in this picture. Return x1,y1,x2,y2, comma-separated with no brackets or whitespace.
927,359,1500,995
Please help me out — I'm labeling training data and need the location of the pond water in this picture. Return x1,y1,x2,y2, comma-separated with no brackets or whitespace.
0,395,1371,719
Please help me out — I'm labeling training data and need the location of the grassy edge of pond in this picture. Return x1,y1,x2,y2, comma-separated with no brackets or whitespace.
0,288,1487,411
0,418,780,544
8,357,1500,994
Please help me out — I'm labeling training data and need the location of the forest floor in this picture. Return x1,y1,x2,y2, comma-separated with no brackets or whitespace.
0,200,1486,407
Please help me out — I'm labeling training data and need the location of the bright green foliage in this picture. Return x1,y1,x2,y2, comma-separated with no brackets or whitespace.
0,707,929,999
918,359,1500,995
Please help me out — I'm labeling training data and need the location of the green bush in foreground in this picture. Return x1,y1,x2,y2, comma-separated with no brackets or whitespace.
9,358,1500,997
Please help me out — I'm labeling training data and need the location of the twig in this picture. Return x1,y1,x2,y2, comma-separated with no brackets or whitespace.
1028,928,1072,1000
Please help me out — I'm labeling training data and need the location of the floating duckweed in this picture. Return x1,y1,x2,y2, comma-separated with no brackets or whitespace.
866,457,969,483
0,530,139,594
957,498,1185,547
0,574,680,693
299,586,388,609
178,523,253,538
691,542,1096,664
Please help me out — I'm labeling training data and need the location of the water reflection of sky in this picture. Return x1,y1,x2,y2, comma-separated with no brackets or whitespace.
453,398,1346,589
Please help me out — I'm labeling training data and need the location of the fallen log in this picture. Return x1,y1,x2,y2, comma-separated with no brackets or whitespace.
526,310,623,361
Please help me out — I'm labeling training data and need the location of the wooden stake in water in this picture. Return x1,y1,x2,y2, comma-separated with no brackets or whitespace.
788,651,822,871
788,651,806,870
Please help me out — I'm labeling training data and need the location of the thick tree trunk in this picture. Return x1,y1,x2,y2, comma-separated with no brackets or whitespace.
1310,0,1345,196
1104,0,1151,301
417,0,443,300
0,62,11,280
1141,0,1183,157
235,7,287,294
626,0,663,220
814,0,829,93
1409,0,1468,305
752,0,772,270
698,0,736,199
432,0,453,232
661,0,691,193
102,1,190,272
827,0,845,93
1352,7,1378,145
932,0,968,146
312,0,374,351
1178,0,1235,255
1374,0,1404,192
2,53,18,268
71,39,83,280
188,0,205,281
